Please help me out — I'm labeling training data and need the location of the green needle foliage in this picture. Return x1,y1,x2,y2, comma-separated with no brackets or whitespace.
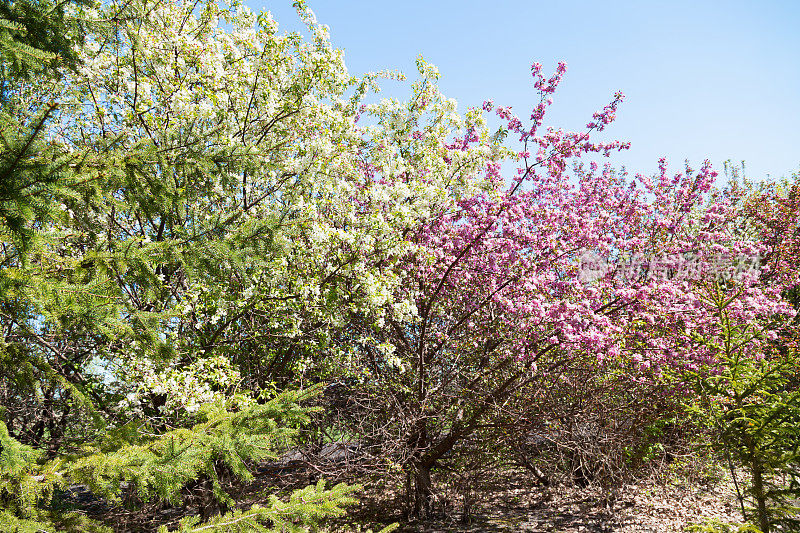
685,517,762,533
66,387,322,507
0,0,90,79
1,417,114,532
162,480,361,533
0,418,43,518
0,101,74,257
1,386,364,532
0,0,91,252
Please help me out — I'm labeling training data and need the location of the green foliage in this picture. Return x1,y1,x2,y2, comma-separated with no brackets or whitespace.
0,509,114,532
0,420,44,517
0,510,55,533
685,518,762,533
0,420,39,479
0,386,364,531
1,421,113,533
0,74,74,257
66,387,322,506
161,480,359,533
0,0,90,80
693,352,800,531
0,0,94,254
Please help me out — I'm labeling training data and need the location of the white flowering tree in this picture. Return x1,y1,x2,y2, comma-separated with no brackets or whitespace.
1,0,422,529
8,0,438,421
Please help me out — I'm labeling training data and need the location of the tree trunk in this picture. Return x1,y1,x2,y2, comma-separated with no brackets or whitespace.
751,458,769,533
744,432,770,533
407,414,432,519
413,463,433,519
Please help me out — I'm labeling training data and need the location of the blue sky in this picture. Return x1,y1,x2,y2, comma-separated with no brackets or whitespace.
257,0,800,182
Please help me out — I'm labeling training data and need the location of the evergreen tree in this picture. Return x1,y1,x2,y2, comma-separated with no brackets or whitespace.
0,0,90,80
0,0,91,251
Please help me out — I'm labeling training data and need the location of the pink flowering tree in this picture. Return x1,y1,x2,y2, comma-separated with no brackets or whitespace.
330,62,797,517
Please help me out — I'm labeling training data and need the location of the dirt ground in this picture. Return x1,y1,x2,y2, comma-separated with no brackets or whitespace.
346,469,746,533
75,463,747,532
390,480,744,532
